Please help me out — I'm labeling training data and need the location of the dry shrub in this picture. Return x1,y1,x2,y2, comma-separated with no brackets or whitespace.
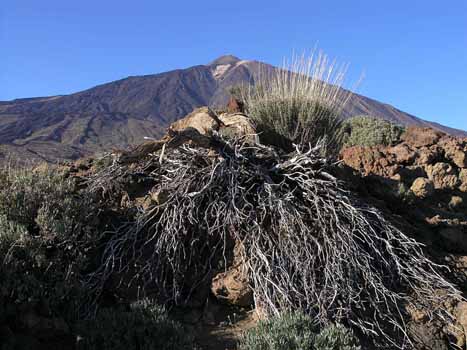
85,135,461,348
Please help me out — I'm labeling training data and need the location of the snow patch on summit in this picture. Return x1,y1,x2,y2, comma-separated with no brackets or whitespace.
212,64,232,80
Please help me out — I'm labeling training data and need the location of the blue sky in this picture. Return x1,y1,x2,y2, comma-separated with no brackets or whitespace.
1,0,466,130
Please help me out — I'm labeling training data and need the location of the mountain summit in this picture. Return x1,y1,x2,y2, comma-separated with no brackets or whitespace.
208,55,241,66
0,55,465,162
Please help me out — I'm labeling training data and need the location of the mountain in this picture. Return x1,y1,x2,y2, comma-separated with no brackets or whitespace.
1,55,465,162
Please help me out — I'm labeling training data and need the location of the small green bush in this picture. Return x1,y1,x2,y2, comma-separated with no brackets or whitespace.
0,163,100,256
314,324,361,350
0,165,66,229
0,214,86,323
75,299,193,350
0,165,97,237
239,312,360,350
0,164,102,324
239,312,317,350
342,115,404,148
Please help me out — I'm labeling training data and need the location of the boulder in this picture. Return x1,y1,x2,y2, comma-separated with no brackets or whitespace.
170,107,258,145
426,162,459,190
449,196,464,211
439,137,467,168
400,126,445,148
340,146,399,177
218,113,258,143
416,145,442,166
170,107,221,136
450,150,467,168
387,143,416,165
410,178,434,199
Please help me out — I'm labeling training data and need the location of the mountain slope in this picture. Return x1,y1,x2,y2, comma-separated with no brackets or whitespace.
1,55,465,162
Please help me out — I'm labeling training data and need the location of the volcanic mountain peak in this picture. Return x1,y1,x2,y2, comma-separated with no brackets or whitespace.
208,55,249,80
208,54,241,67
0,55,466,163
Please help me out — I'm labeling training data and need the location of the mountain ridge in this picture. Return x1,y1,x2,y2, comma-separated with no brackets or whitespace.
1,55,465,162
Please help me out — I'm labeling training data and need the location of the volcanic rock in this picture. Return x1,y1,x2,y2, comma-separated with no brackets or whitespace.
449,196,464,211
410,178,434,199
415,145,442,166
226,97,245,114
170,107,221,135
340,146,399,177
401,126,445,148
387,143,416,165
426,162,459,190
218,113,258,143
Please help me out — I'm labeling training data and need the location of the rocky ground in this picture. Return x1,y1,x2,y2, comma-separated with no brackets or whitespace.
2,105,467,349
341,126,467,349
104,110,467,349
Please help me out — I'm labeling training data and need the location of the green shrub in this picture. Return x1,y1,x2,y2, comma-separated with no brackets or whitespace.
239,312,317,350
0,165,66,228
75,299,193,350
0,164,102,324
0,213,27,244
239,312,360,350
0,165,96,236
0,214,86,323
241,52,352,156
342,115,404,148
0,164,100,262
314,324,360,350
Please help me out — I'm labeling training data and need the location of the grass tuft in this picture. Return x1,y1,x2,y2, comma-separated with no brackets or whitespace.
241,51,353,156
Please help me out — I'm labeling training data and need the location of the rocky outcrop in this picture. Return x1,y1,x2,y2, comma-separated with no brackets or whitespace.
170,107,257,142
401,126,445,148
340,146,399,178
341,126,467,251
426,162,459,190
218,113,258,144
170,107,222,136
341,127,467,195
341,126,467,348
